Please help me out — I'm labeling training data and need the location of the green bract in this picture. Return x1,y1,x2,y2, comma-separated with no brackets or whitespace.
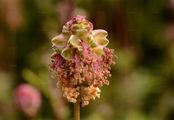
92,46,104,56
69,35,82,51
92,29,109,47
61,47,74,60
51,34,67,51
51,19,110,60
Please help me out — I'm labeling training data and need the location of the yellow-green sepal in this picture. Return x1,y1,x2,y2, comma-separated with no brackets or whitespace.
51,34,67,51
92,46,104,56
75,29,93,46
68,35,82,51
92,29,108,38
92,29,109,47
94,37,109,47
61,47,74,60
62,25,70,34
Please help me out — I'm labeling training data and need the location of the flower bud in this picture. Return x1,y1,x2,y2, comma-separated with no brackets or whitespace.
14,84,41,117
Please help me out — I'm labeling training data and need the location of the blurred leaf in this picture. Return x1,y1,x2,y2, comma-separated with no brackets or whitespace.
22,69,50,98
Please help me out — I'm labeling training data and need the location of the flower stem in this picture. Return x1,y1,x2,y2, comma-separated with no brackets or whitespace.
74,98,80,120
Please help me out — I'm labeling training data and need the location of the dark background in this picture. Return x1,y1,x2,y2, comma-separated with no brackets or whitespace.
0,0,174,120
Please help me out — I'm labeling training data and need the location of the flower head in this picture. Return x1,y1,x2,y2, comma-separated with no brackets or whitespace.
50,15,115,107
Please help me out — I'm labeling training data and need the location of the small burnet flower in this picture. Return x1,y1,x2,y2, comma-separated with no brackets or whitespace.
50,15,115,107
14,84,41,117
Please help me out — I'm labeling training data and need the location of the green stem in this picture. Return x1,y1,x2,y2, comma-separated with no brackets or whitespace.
74,98,80,120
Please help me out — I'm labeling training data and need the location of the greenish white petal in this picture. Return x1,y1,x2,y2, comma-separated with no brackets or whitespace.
92,46,104,56
94,37,109,47
83,34,93,46
62,26,69,34
61,47,74,60
51,34,67,50
71,24,81,32
76,28,88,38
92,29,108,38
92,29,109,47
90,41,97,48
69,35,82,51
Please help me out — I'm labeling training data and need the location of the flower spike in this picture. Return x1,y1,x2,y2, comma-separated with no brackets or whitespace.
50,15,115,107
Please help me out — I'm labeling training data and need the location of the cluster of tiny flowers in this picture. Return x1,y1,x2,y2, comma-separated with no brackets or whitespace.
50,16,115,107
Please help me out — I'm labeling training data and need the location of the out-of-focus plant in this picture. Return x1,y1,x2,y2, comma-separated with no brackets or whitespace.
0,72,15,120
14,84,41,118
22,68,68,120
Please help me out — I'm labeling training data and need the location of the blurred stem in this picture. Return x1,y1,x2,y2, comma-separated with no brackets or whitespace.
74,98,80,120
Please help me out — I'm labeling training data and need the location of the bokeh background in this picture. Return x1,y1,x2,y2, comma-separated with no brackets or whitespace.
1,0,174,120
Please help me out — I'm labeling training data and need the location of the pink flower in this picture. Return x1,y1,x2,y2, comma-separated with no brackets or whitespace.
50,16,115,106
14,84,41,117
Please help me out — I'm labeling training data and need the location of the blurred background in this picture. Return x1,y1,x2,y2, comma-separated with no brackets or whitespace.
0,0,174,120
